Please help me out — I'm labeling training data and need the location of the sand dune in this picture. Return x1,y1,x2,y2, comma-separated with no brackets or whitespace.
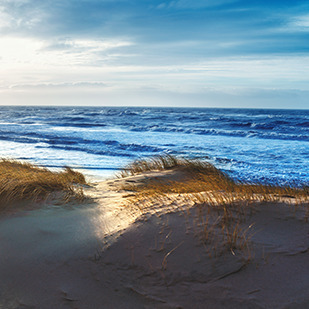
0,171,308,308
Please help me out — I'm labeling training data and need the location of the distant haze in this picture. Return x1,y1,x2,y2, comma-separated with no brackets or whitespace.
0,0,309,109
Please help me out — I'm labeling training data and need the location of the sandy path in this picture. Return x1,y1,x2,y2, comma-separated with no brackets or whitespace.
0,181,140,309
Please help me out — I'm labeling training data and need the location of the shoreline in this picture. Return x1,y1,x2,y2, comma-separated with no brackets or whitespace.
0,169,308,308
0,106,308,186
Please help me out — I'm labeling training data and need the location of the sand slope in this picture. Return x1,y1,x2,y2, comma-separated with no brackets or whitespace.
0,173,308,308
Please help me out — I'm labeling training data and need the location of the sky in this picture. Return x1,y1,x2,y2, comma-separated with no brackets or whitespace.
0,0,309,108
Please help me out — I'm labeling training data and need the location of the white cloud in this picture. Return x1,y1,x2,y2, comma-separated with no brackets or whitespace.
0,8,13,30
1,0,31,5
0,34,308,109
156,3,167,9
287,14,309,32
169,0,236,9
43,39,132,52
7,81,108,90
0,1,43,32
1,52,309,94
0,37,134,69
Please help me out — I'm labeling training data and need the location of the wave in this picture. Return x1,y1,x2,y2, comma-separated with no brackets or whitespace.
1,122,308,146
126,125,309,141
296,121,309,128
43,142,161,157
49,122,108,128
0,106,308,186
44,145,135,157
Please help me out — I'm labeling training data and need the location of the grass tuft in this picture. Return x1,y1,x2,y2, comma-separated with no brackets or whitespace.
0,159,86,208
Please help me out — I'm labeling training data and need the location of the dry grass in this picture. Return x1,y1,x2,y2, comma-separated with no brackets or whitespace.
0,159,86,208
120,155,308,203
119,155,309,260
119,154,228,179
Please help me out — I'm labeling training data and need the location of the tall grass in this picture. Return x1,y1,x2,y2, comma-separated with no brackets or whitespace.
119,154,228,179
0,159,86,208
119,155,309,260
120,155,308,201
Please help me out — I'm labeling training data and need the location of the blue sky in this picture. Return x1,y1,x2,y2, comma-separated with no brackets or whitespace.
0,0,309,108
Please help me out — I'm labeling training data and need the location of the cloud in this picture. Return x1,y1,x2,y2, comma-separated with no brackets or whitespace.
167,0,238,9
287,14,309,31
2,82,309,109
0,0,43,34
0,0,309,108
7,81,108,90
0,0,308,58
0,36,134,70
42,39,133,53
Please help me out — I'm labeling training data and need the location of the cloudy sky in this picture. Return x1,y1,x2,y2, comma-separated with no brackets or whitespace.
0,0,309,108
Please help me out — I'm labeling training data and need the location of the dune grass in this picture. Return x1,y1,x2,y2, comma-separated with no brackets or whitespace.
120,154,308,201
119,154,227,179
0,159,86,208
119,155,309,260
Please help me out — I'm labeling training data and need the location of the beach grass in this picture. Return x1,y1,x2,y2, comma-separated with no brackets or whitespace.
0,159,86,208
119,155,309,259
120,155,308,201
119,154,228,179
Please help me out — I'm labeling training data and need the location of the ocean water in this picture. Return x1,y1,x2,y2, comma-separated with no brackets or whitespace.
0,106,308,185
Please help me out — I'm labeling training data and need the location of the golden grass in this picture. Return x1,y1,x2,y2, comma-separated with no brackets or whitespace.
119,155,309,260
119,154,228,179
0,159,86,208
121,155,308,202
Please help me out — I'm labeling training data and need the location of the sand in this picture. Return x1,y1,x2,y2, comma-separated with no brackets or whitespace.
0,171,308,308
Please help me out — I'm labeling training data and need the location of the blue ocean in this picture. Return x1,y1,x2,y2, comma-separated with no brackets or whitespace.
0,106,308,185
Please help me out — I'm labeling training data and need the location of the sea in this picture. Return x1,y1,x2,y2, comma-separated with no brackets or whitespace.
0,106,308,186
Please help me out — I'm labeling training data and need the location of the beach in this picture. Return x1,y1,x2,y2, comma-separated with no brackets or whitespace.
1,0,309,307
0,163,308,309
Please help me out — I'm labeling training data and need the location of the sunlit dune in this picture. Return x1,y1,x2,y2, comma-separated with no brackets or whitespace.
0,157,308,308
